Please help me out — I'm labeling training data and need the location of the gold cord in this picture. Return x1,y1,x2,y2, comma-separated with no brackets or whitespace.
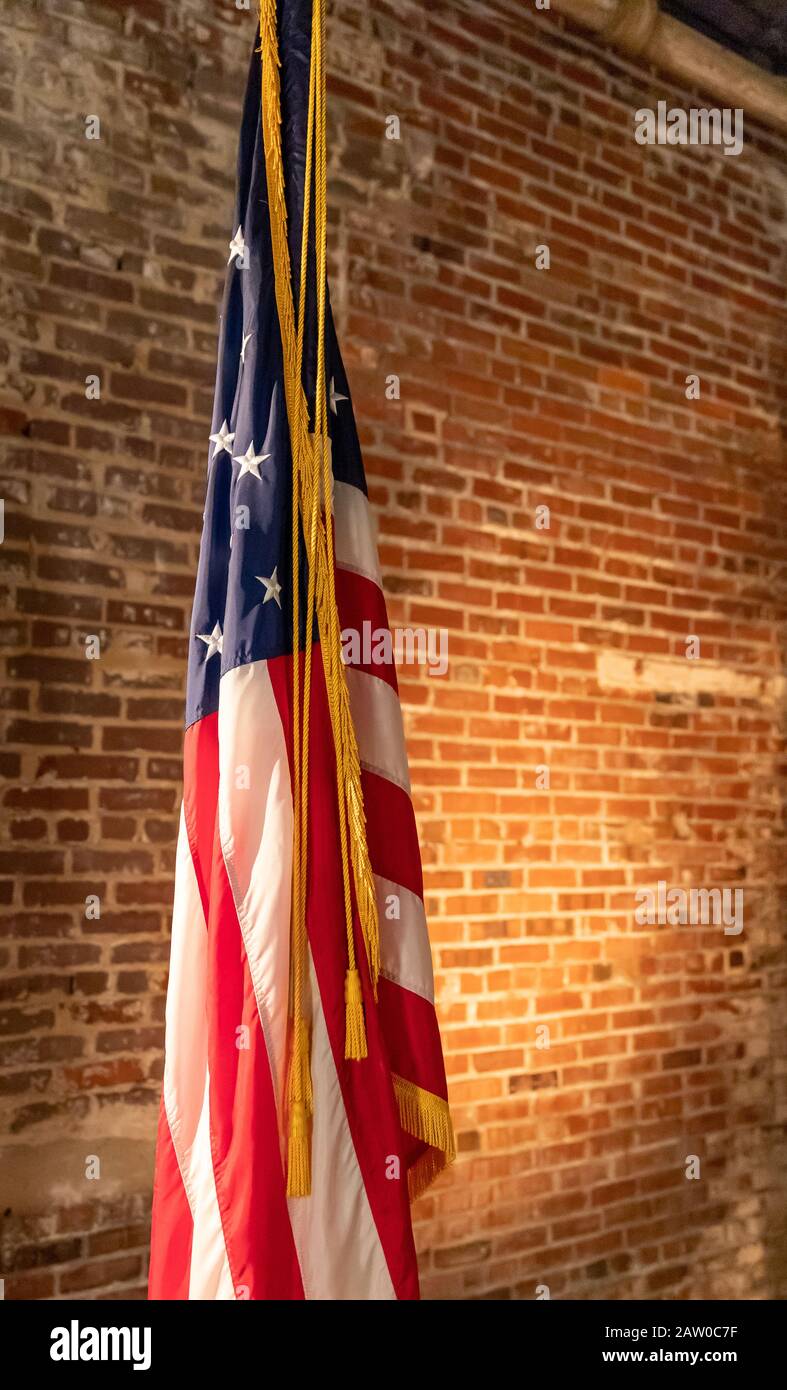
259,0,381,1195
287,7,318,1196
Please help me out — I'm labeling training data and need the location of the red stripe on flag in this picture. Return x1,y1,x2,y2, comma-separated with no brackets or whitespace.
182,712,220,916
335,567,399,692
148,1095,193,1300
361,767,424,900
377,975,449,1101
269,651,421,1300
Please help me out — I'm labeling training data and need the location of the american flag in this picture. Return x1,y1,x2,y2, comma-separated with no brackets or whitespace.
148,1,453,1301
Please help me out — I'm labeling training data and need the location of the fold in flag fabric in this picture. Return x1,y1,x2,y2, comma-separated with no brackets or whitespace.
148,0,454,1302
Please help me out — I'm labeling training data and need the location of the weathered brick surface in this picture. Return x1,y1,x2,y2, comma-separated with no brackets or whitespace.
1,0,786,1299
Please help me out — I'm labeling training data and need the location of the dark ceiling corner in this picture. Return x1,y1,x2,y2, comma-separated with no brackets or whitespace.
660,0,787,75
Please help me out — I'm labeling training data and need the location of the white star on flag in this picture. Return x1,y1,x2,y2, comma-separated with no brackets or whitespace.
256,565,282,608
227,226,246,265
241,331,253,364
209,419,235,458
197,622,223,660
329,377,347,415
233,442,271,480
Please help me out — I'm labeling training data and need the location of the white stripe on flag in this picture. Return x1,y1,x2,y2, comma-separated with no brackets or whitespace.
334,480,381,587
375,873,435,1003
188,1071,237,1300
218,659,293,1121
345,665,411,794
165,807,233,1300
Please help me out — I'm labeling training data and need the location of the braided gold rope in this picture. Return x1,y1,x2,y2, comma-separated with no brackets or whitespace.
259,0,381,1191
259,0,316,1197
287,6,318,1196
311,2,367,1057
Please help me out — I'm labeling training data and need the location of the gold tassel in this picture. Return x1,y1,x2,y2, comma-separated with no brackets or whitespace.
284,1014,313,1197
286,1100,311,1197
344,966,367,1060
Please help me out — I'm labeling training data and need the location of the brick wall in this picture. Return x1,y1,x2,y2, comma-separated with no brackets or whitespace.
1,0,786,1301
